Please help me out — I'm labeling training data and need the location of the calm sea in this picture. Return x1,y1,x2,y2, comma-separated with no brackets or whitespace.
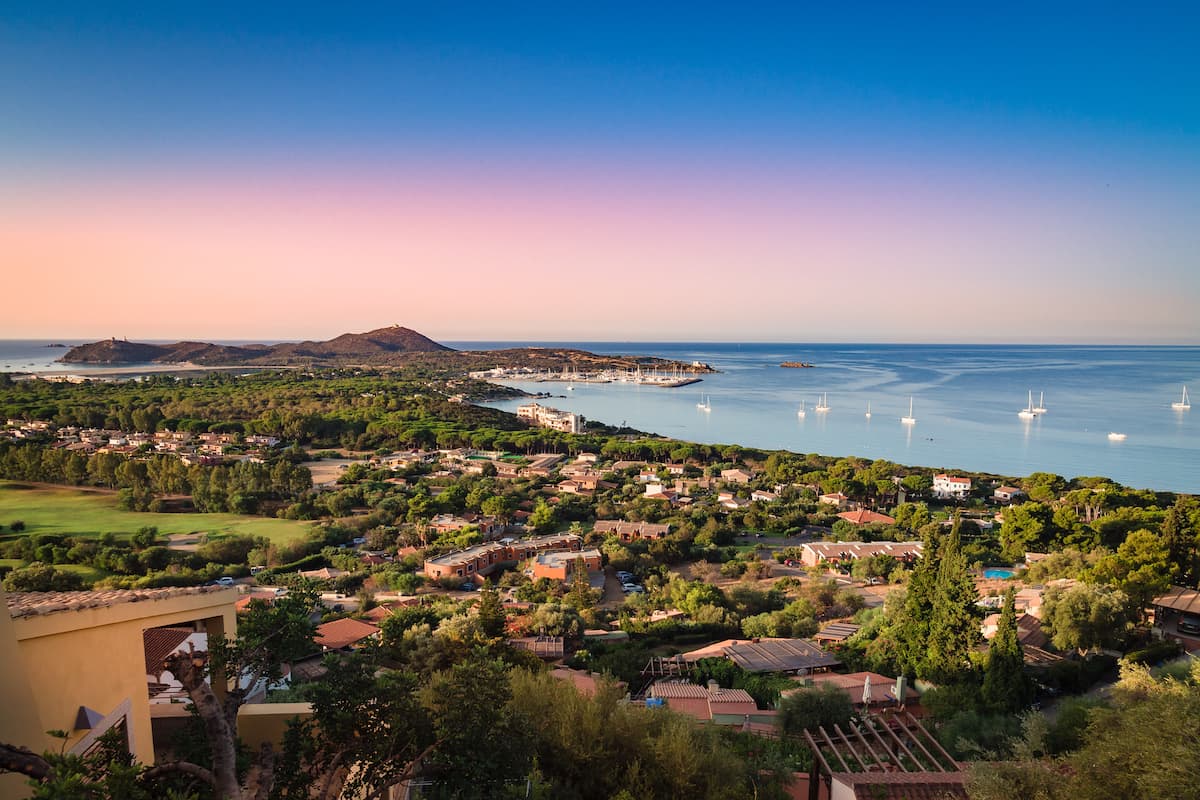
3,340,1197,492
448,342,1200,494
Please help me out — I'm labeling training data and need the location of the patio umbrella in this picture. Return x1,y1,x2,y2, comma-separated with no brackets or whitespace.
861,673,872,706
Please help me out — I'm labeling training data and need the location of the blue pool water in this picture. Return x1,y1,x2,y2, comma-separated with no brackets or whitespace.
983,568,1016,579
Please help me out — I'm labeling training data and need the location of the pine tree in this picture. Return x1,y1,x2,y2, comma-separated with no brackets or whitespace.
981,587,1033,712
922,518,980,682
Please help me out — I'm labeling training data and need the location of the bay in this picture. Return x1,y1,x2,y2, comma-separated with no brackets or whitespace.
3,340,1196,492
453,342,1200,493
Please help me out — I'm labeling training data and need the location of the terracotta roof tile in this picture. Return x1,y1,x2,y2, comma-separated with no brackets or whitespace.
6,586,233,619
314,617,380,650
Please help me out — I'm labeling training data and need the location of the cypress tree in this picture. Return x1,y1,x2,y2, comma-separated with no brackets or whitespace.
892,525,941,677
1162,498,1198,587
982,587,1033,712
922,518,980,682
566,556,594,611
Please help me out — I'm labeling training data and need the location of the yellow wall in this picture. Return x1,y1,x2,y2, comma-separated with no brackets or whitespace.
1,587,237,799
236,702,313,753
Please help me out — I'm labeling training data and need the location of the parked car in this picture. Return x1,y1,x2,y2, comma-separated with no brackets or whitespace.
625,585,646,594
460,582,477,592
616,571,634,581
216,576,235,586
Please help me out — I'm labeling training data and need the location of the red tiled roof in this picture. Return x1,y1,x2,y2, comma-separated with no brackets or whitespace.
836,772,969,799
837,509,897,525
314,617,380,650
6,586,234,619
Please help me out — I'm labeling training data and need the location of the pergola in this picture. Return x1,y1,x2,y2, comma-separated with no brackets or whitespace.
802,712,966,800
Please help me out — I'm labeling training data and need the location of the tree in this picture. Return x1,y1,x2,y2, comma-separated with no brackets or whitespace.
476,583,507,639
890,526,941,677
528,499,556,532
1093,528,1171,621
419,657,532,799
1041,583,1130,656
778,683,855,735
981,588,1033,713
923,521,981,683
1161,497,1198,587
565,556,595,611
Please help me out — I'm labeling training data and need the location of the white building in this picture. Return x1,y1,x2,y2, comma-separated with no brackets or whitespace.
516,403,585,434
932,474,972,500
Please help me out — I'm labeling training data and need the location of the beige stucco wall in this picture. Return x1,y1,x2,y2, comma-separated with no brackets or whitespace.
237,702,314,752
1,587,237,799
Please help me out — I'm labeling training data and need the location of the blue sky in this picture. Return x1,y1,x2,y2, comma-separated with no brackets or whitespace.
2,3,1198,342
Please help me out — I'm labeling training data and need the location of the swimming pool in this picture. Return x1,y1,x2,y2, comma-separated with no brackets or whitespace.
983,568,1015,579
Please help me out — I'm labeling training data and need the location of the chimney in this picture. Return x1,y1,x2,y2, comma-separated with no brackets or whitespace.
707,680,720,694
894,675,907,705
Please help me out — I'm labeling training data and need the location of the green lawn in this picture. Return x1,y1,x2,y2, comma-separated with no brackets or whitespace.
0,482,316,545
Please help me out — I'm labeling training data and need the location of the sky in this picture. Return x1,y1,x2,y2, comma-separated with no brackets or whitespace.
2,3,1198,344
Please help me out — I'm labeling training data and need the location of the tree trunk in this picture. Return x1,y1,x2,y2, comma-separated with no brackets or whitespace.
165,652,244,800
0,743,51,782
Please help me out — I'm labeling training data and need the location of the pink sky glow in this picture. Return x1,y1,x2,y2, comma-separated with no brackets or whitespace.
2,165,1195,343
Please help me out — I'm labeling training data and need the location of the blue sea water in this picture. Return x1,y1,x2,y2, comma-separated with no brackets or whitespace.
446,342,1200,494
3,340,1197,492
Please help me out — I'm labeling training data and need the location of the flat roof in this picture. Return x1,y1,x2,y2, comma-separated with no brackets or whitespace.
535,548,601,568
684,638,841,673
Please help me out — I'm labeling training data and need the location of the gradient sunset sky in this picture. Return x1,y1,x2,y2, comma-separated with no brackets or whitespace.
2,4,1198,343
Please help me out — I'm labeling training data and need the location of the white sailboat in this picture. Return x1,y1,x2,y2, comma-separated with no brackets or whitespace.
1108,432,1127,441
865,401,872,419
696,394,711,412
815,392,830,413
1032,391,1047,414
797,400,806,418
1018,390,1037,420
1172,386,1191,411
901,396,916,425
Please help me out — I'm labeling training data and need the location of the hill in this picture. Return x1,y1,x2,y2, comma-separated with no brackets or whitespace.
62,326,452,366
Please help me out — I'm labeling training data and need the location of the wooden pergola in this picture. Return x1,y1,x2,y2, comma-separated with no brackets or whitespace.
802,712,962,800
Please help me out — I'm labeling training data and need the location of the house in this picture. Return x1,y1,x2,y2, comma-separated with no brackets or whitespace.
818,492,850,508
994,485,1024,503
646,681,760,724
981,613,1048,649
933,474,972,500
720,468,754,484
591,520,671,542
314,618,380,652
1152,585,1200,650
797,671,919,711
717,491,749,510
835,509,896,526
681,638,841,675
423,533,583,581
2,585,238,789
509,635,564,659
750,489,779,503
799,541,922,568
530,549,603,582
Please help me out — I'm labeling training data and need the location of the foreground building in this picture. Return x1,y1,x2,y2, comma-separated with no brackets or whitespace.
1,586,238,799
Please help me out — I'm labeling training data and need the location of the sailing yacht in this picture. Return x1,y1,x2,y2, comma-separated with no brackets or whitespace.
696,395,711,412
1173,386,1191,411
797,400,806,418
901,397,916,425
1032,391,1047,414
1108,432,1127,441
865,401,872,419
815,392,830,412
1018,390,1037,420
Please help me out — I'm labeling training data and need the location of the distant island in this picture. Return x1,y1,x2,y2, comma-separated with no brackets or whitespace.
780,361,815,368
59,325,716,374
